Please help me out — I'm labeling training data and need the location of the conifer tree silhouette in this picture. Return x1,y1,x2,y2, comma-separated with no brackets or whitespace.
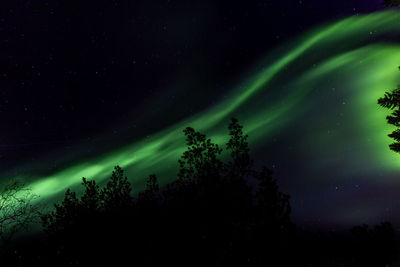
378,75,400,152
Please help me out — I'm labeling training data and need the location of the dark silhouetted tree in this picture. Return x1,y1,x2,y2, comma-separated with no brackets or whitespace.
178,126,223,183
378,76,400,152
37,118,297,266
41,165,134,265
5,117,396,266
41,178,98,236
226,117,252,178
0,180,40,244
100,165,132,211
138,174,159,203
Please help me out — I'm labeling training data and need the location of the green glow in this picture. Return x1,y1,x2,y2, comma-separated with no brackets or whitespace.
10,10,400,210
297,44,400,173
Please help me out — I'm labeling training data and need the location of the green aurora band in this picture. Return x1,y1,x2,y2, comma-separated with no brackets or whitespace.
9,10,400,222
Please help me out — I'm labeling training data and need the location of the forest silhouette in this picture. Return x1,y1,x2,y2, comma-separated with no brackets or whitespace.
0,118,398,266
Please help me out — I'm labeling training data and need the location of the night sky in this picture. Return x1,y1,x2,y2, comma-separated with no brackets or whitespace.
1,0,397,229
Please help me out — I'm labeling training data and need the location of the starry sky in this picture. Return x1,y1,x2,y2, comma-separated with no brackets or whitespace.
1,0,397,229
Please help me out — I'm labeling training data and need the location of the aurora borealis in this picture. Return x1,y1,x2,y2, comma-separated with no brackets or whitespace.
3,1,400,229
